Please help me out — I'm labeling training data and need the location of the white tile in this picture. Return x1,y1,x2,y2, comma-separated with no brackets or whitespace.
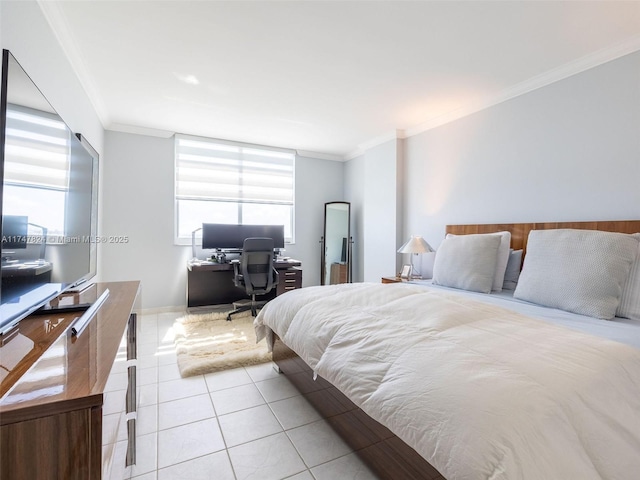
228,432,306,480
157,350,178,366
269,395,322,430
218,404,283,447
103,389,126,416
158,363,182,383
204,367,253,392
286,420,352,468
137,331,159,346
157,418,225,469
157,450,235,480
138,354,159,369
130,432,157,477
158,394,215,431
209,383,265,415
311,452,380,480
105,371,129,392
138,366,158,386
139,342,162,357
158,376,208,403
138,384,158,407
255,375,300,403
131,472,157,480
137,404,158,437
102,412,122,445
109,356,129,374
158,325,178,345
244,362,281,382
284,471,315,480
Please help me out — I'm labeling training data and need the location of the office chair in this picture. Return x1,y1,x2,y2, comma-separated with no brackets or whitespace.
227,237,279,321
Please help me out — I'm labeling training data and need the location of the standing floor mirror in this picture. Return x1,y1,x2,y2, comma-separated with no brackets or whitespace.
320,201,352,285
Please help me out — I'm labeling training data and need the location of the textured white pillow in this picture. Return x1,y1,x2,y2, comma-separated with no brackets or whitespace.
514,229,638,319
616,233,640,320
446,231,511,292
502,249,523,290
433,234,501,293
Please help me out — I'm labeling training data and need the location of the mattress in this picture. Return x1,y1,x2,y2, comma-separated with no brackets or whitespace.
255,282,640,480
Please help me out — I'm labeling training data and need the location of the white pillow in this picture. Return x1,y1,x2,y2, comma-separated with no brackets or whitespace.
420,251,437,279
433,234,501,293
446,231,511,292
616,233,640,320
502,249,523,290
514,229,638,319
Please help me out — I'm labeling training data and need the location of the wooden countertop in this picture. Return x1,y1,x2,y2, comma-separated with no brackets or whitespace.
0,281,140,425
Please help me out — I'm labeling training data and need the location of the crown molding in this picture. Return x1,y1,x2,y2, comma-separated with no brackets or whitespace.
295,150,344,162
37,0,110,128
345,129,406,161
108,123,175,138
405,35,640,138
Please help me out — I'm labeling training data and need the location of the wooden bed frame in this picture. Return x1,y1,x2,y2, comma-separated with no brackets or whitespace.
272,220,640,480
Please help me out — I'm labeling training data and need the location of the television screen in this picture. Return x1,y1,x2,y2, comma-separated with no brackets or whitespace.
202,223,285,250
0,50,99,335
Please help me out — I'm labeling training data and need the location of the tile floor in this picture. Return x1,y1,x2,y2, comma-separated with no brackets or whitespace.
107,311,380,480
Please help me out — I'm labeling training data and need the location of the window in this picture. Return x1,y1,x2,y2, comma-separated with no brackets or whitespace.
175,135,295,244
3,105,69,236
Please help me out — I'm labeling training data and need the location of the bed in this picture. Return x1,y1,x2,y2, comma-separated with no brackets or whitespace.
254,221,640,480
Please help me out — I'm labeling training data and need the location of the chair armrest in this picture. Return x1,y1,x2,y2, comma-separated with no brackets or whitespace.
272,267,280,286
231,260,243,287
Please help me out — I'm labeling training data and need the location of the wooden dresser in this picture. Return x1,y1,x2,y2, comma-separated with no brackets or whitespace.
330,263,348,284
0,281,140,480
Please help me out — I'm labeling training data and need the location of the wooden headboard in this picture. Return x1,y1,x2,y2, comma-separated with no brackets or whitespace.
446,220,640,260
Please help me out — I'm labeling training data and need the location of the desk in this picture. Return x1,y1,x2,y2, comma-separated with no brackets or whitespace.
1,260,53,298
187,259,302,308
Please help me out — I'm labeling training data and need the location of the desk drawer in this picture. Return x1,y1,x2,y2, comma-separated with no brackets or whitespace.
277,268,302,295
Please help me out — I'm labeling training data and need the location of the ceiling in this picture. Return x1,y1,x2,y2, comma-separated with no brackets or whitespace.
39,1,640,160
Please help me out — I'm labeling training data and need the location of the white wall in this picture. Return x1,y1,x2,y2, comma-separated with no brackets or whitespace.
101,132,344,309
344,154,365,282
401,50,640,275
345,140,402,282
0,1,103,153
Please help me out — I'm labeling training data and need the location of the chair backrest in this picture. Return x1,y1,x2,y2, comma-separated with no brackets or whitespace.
240,237,275,295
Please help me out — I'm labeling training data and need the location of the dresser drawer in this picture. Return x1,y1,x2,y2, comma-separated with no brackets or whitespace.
277,267,302,295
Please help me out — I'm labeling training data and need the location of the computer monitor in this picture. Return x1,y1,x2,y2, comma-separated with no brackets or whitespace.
2,215,28,250
202,223,285,250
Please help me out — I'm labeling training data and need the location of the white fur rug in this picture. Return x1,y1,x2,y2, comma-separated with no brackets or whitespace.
173,310,271,378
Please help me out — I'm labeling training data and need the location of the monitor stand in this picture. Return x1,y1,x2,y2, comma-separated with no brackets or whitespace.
31,284,97,315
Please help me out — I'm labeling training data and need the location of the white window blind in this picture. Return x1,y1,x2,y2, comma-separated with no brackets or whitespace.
175,134,295,242
4,105,70,191
176,135,294,205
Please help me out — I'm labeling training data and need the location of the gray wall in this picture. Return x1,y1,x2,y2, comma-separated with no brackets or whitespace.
101,131,344,309
401,50,640,275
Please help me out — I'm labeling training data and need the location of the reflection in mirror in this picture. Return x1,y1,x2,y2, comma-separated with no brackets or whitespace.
321,202,351,285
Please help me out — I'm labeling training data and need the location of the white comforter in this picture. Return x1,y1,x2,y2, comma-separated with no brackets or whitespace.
254,283,640,480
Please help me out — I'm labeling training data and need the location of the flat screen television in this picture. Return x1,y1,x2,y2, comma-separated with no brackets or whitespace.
202,223,285,251
0,50,99,336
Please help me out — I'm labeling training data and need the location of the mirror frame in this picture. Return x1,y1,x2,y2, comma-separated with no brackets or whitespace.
320,201,351,285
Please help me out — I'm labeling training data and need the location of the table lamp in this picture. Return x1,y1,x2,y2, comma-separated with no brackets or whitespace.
397,235,434,279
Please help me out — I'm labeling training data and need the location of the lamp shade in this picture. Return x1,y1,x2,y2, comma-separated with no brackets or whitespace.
397,235,433,254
